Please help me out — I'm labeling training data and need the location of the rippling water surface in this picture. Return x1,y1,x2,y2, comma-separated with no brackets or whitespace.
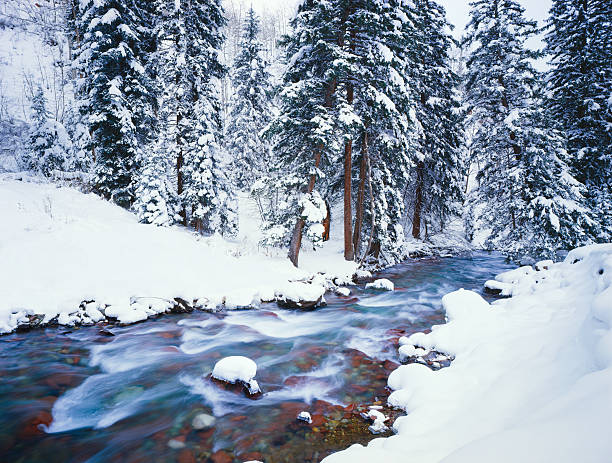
0,252,512,462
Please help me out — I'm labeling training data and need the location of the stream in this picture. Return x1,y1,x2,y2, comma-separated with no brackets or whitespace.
0,252,513,463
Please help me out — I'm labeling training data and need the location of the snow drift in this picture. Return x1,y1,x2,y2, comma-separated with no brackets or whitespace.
0,177,357,334
324,243,612,463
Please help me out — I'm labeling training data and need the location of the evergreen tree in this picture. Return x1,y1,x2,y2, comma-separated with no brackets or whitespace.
408,0,464,240
24,86,72,176
74,0,156,207
168,0,236,235
340,0,416,265
464,0,593,259
545,0,612,239
226,7,273,189
263,0,342,265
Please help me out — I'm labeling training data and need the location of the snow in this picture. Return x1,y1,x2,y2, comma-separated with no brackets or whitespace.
211,356,257,384
323,243,612,463
366,278,394,291
0,178,358,334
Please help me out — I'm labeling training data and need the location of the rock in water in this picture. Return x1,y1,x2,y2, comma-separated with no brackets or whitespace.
297,411,313,424
365,278,394,291
192,413,216,430
211,356,262,397
212,356,257,384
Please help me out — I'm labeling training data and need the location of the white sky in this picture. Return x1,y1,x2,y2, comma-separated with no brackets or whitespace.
243,0,552,40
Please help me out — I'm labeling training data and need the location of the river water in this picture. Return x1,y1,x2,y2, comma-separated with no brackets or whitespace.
0,252,512,463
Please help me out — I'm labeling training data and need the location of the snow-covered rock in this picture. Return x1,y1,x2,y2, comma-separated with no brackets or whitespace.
212,356,257,384
275,281,326,309
365,278,394,291
297,411,312,424
483,279,513,296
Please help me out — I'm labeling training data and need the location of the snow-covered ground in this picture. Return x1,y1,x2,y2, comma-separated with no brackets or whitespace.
0,175,358,334
324,243,612,463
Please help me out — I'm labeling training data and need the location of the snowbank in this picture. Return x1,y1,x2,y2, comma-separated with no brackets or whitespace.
323,243,612,463
0,178,358,334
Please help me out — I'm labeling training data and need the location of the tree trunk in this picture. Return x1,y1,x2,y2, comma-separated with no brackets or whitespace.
344,136,354,261
412,161,424,239
176,112,186,226
288,79,337,267
352,132,367,260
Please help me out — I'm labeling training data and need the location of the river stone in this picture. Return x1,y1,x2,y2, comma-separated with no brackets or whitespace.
192,413,216,430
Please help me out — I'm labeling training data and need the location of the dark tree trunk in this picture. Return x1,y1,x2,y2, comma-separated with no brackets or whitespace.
287,78,337,267
352,132,367,260
344,133,354,261
412,161,424,239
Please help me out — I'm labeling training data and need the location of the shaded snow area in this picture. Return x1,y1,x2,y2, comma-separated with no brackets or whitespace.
324,243,612,463
0,177,358,334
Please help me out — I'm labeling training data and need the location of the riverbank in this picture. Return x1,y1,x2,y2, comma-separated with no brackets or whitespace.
0,175,361,334
324,243,612,463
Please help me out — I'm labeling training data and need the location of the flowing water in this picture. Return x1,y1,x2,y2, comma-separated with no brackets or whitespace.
0,253,512,463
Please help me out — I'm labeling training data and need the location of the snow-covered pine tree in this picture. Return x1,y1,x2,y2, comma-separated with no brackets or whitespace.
132,0,177,226
170,0,237,235
74,0,156,208
545,0,612,240
263,0,342,265
464,0,593,259
408,0,464,240
23,86,72,176
226,7,274,189
340,0,416,265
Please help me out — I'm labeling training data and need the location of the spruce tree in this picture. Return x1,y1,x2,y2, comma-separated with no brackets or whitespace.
24,86,72,176
464,0,593,259
545,0,612,239
340,0,416,265
226,7,273,189
74,0,156,207
409,0,464,240
263,0,342,265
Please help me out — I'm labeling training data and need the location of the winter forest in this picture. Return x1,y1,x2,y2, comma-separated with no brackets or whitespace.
0,0,611,462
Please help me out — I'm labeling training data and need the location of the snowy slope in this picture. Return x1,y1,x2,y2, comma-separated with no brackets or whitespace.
0,177,357,333
324,244,612,463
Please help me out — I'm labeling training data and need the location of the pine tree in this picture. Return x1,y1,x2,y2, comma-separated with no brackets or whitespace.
74,0,156,207
23,86,72,176
168,0,237,235
340,0,416,265
226,7,273,189
464,0,593,259
263,0,342,265
409,0,464,240
545,0,612,240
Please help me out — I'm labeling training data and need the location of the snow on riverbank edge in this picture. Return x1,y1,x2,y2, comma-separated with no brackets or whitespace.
0,177,361,334
323,243,612,463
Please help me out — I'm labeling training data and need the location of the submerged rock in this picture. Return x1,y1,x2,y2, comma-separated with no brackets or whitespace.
192,413,216,430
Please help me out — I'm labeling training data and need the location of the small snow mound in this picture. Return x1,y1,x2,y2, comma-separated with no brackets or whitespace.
366,278,394,291
535,259,554,271
211,356,257,384
297,411,312,424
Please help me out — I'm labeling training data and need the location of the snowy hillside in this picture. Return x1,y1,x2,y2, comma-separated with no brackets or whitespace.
0,176,357,334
